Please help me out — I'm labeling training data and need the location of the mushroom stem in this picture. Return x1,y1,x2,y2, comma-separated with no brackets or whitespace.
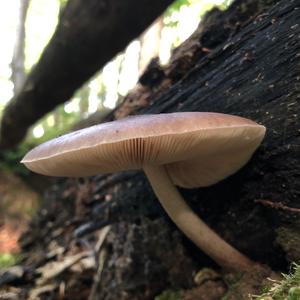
143,164,254,272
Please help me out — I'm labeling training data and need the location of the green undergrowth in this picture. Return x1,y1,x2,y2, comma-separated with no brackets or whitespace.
0,143,33,176
253,263,300,300
0,253,22,268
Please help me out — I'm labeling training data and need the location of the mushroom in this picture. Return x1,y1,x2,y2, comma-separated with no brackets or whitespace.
21,112,266,272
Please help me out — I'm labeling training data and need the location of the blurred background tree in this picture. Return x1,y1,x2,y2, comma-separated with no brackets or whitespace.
0,0,232,147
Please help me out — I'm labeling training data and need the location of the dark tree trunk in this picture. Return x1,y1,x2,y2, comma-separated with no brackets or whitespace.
0,0,174,149
11,0,30,95
1,0,299,299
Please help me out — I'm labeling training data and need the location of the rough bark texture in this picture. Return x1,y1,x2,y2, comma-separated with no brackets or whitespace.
1,0,299,299
0,0,174,149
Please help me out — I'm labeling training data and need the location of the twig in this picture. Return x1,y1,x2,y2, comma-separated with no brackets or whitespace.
255,199,300,214
88,226,110,300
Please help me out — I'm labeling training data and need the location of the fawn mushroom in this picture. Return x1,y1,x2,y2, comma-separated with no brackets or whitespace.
22,112,266,272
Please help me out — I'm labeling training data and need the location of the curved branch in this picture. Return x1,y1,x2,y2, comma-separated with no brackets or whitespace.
0,0,174,149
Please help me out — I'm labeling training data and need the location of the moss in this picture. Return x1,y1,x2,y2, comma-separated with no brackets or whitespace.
276,225,300,262
288,287,300,300
221,265,275,300
253,263,300,300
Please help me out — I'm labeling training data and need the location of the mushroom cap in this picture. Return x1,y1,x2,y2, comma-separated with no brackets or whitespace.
22,112,266,188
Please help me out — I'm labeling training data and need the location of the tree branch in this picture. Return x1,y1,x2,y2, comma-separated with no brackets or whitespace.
0,0,174,149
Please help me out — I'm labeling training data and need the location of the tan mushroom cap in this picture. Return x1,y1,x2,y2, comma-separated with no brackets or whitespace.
22,112,266,188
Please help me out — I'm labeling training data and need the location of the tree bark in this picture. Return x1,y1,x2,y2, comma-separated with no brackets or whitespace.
11,0,30,95
1,0,299,299
0,0,174,149
94,2,300,298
